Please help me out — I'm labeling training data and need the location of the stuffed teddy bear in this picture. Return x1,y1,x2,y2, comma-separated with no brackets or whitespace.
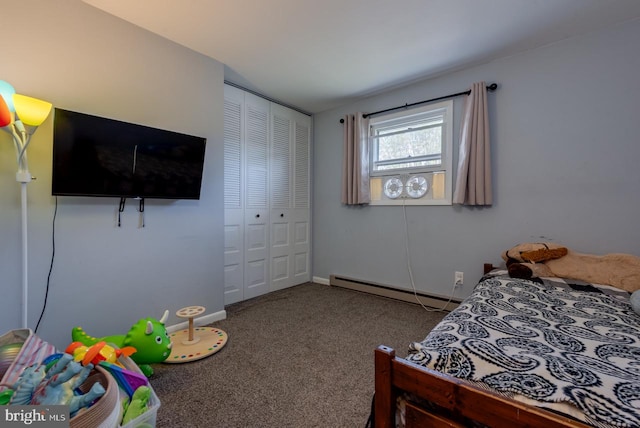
502,242,567,279
502,242,640,293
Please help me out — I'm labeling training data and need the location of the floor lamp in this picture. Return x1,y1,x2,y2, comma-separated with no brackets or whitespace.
0,80,52,329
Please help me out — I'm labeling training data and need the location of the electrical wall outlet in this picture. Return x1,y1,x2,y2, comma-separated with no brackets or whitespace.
455,271,464,286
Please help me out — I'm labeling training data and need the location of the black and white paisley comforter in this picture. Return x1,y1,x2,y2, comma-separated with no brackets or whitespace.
406,272,640,428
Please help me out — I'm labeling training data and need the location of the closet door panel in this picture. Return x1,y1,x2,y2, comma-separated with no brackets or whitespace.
293,120,310,210
245,98,270,210
292,115,311,284
244,213,268,298
223,224,243,305
293,220,309,279
223,87,245,305
243,94,271,299
270,106,293,291
270,113,291,209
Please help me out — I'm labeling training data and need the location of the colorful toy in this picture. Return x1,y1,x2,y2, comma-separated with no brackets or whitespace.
42,353,64,369
0,389,13,405
98,361,148,398
121,385,151,425
7,363,46,405
165,306,228,363
9,354,105,416
71,310,172,376
65,341,136,367
0,342,23,379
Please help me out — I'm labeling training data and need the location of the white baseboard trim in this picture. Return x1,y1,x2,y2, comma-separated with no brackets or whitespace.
166,309,227,333
330,274,461,311
312,276,330,285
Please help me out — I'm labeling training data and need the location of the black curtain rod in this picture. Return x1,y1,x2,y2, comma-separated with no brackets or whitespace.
339,83,498,123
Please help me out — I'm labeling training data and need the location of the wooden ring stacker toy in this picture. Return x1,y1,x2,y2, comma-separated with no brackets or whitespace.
164,306,228,364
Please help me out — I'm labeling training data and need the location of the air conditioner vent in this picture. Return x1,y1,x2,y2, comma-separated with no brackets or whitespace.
406,175,428,198
370,172,447,205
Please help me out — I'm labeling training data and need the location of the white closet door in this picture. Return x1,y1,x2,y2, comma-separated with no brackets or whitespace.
243,94,271,299
269,107,293,291
269,105,311,291
223,86,245,305
292,117,311,284
225,84,311,303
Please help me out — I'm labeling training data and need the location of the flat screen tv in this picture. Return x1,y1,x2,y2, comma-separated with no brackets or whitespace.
52,108,206,199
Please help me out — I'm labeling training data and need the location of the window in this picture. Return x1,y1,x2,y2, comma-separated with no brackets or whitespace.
369,100,453,205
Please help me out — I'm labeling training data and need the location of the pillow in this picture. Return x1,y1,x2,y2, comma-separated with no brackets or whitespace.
631,290,640,315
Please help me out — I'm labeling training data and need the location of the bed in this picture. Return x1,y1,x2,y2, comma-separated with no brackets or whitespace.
374,264,640,428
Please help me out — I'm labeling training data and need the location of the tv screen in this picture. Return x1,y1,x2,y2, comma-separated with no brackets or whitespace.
52,108,206,199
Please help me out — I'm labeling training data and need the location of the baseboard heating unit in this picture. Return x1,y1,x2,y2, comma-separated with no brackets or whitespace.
329,275,461,311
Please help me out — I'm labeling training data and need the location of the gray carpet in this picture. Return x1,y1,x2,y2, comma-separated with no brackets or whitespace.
149,282,447,428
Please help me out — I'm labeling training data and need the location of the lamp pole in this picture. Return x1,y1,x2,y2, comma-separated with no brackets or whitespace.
21,181,29,328
17,173,32,328
1,81,52,330
13,126,35,329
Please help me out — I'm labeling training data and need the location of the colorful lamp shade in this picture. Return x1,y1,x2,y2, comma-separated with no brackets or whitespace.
0,95,11,127
13,94,52,127
0,80,16,112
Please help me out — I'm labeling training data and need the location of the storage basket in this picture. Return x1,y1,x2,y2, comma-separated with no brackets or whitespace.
70,365,121,428
0,329,160,428
0,329,57,392
118,356,160,428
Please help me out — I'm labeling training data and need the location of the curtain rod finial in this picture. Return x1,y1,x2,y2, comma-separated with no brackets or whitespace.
488,83,498,91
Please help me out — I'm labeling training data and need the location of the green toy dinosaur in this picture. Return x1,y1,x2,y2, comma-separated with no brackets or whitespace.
72,310,172,377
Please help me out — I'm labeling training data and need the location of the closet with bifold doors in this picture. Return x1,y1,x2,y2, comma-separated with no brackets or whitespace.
223,84,311,305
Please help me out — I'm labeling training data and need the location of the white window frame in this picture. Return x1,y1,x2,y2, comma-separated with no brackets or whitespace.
368,100,453,206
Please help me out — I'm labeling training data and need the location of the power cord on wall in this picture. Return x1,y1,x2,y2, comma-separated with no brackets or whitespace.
35,196,57,333
402,199,457,312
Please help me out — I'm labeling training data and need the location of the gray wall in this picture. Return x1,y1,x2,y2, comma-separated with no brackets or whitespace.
312,18,640,299
0,0,225,349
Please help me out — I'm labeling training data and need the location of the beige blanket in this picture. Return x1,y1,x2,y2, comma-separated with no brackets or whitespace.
545,250,640,293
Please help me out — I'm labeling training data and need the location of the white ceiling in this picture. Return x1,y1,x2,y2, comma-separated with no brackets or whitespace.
83,0,640,114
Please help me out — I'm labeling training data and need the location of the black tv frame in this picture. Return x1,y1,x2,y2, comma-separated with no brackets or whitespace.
52,108,207,200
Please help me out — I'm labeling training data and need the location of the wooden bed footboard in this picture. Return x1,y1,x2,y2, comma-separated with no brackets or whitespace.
374,345,591,428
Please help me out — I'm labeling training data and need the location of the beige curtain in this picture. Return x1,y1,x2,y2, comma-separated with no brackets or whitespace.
453,81,493,206
341,113,370,205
